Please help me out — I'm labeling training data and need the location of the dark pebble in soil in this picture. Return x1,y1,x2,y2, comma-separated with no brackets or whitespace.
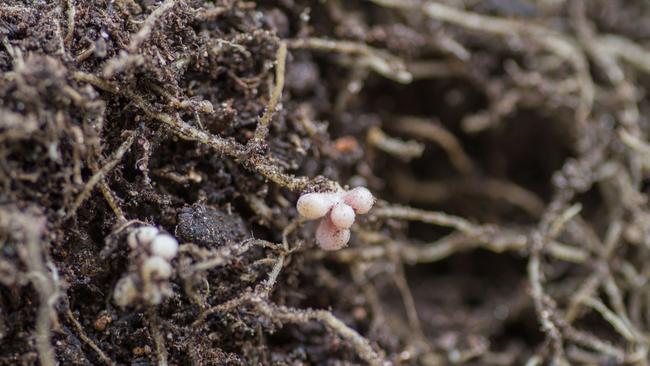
175,204,248,248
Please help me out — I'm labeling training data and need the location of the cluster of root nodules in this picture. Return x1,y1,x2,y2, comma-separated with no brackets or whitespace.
297,187,374,250
4,1,650,365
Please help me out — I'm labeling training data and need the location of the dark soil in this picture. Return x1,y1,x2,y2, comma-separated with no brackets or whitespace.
3,0,650,365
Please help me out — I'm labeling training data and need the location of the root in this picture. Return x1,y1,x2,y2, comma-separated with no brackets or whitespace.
64,131,136,220
64,303,114,366
389,116,474,173
367,126,424,161
192,290,254,326
195,290,387,365
328,227,587,265
254,299,388,366
391,258,423,341
72,71,312,191
87,157,126,222
257,218,297,299
186,239,263,273
128,0,177,53
368,0,593,129
373,204,476,233
390,171,545,217
148,310,169,366
598,35,650,76
289,37,412,83
63,0,75,48
4,210,59,366
581,297,638,342
528,242,569,365
252,41,287,146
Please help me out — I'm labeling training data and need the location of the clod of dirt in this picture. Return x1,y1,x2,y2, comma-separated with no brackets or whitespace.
175,204,248,248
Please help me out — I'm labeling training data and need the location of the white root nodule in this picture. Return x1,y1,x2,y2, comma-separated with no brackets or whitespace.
330,202,355,229
296,187,374,250
150,234,179,260
344,187,374,214
316,218,351,251
297,192,337,219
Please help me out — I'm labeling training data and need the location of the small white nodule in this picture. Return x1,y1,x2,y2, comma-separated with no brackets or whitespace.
297,192,336,219
127,226,159,249
316,219,351,251
113,276,137,307
344,187,375,214
150,234,179,260
330,202,355,229
296,187,374,250
142,256,173,280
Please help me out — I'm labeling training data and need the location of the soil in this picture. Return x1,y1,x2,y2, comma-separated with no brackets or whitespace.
2,0,650,365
